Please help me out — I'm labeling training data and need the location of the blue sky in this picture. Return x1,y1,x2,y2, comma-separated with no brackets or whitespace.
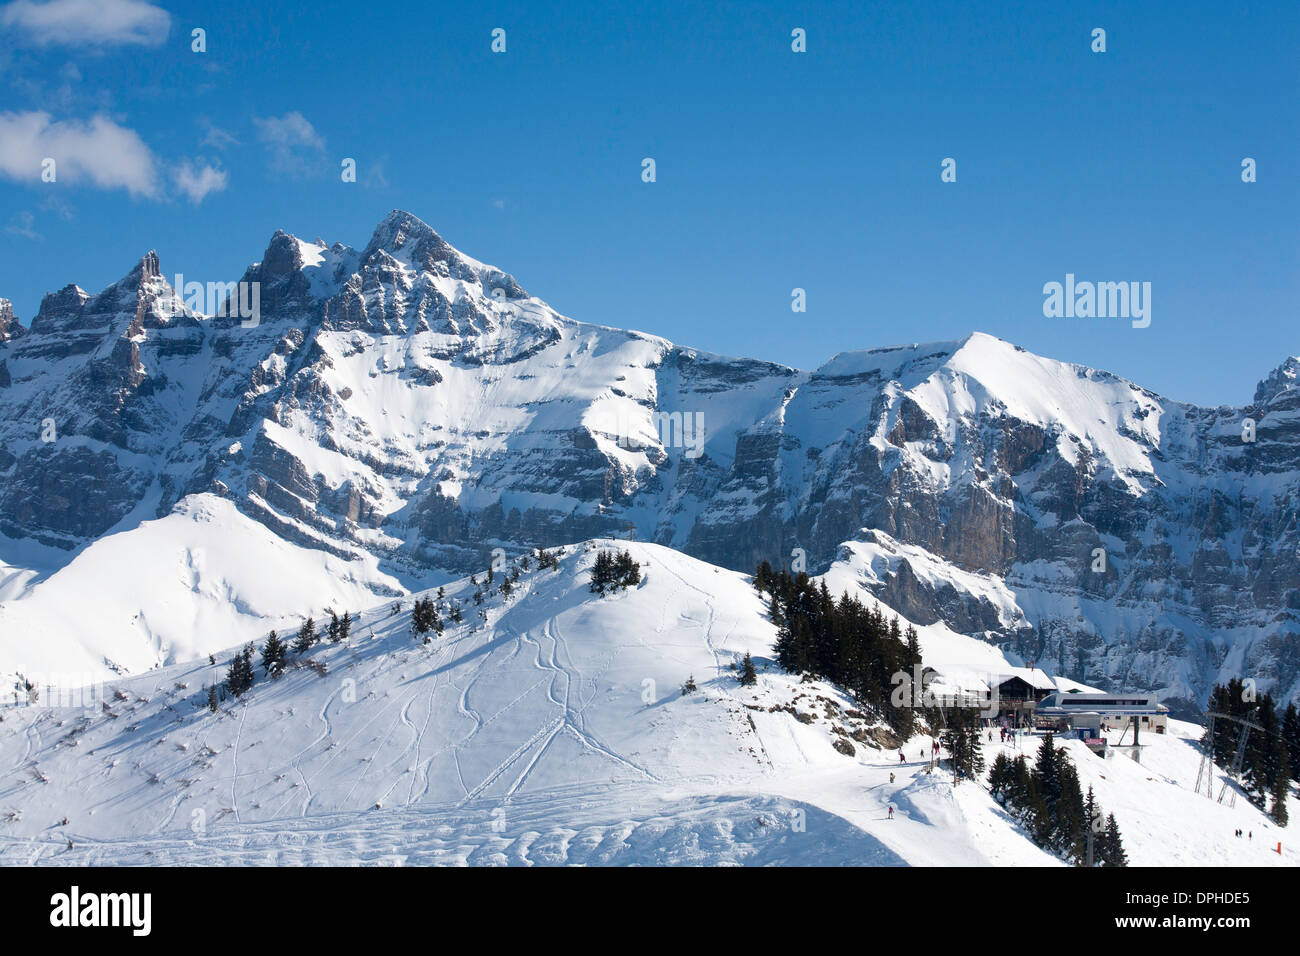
0,0,1295,406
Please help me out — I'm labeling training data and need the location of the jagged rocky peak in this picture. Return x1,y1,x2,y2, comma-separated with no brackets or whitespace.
1254,356,1300,407
0,298,25,343
259,230,309,281
129,249,162,281
362,209,454,263
29,283,91,333
361,209,527,299
27,252,192,338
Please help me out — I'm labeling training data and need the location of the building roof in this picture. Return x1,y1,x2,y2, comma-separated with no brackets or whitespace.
1052,676,1106,694
992,667,1057,691
920,666,992,698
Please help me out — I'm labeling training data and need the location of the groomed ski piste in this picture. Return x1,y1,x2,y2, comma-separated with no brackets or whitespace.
0,540,1294,866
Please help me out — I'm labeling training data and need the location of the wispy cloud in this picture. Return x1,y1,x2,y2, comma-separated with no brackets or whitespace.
39,194,74,220
199,117,239,151
253,111,326,178
0,0,170,47
0,110,160,197
362,158,389,190
5,210,42,240
174,159,227,204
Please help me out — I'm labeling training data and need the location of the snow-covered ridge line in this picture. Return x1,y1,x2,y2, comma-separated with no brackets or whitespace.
0,210,1297,712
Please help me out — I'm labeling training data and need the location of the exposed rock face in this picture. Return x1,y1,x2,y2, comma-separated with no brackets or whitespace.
0,210,1296,709
0,298,24,344
0,253,201,545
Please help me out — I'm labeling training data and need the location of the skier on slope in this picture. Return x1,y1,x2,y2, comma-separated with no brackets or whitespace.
887,806,894,820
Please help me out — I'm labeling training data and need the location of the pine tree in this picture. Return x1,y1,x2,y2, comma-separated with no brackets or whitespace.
1034,733,1064,814
681,675,697,696
1270,744,1290,826
1100,813,1128,866
412,596,435,638
1282,703,1300,783
589,551,612,594
738,652,757,687
207,685,219,713
292,617,317,654
261,630,287,679
905,624,921,661
1084,785,1102,864
963,718,986,781
614,549,641,588
339,611,352,642
326,610,341,643
226,643,256,697
1056,763,1088,863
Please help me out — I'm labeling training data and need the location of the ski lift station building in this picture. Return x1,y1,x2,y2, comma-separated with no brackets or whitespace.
1034,692,1169,734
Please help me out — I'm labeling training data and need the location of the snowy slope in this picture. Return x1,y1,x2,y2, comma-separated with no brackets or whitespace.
1,541,1290,866
0,209,1296,712
0,494,401,677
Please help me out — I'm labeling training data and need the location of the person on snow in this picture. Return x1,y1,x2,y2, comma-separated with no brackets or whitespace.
899,750,905,763
887,806,894,820
890,772,895,784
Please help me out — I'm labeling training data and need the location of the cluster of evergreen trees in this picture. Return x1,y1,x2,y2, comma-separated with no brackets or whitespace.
215,610,357,705
754,561,922,735
989,734,1127,866
589,549,641,594
940,706,986,782
1205,679,1297,825
325,610,352,643
224,643,257,697
215,547,567,705
411,596,443,642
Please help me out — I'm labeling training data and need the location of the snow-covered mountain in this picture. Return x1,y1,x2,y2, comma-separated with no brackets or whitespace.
1,542,1291,866
0,210,1297,711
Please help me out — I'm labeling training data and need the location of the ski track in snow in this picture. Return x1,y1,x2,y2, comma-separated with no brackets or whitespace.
0,541,1293,867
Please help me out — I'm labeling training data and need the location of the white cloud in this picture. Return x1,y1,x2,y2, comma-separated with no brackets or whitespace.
174,159,227,204
5,210,42,240
253,111,326,177
362,159,388,189
40,194,74,219
0,110,160,197
0,0,170,47
199,117,239,150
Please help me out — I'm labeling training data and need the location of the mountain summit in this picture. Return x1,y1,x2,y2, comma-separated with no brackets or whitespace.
0,213,1296,711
